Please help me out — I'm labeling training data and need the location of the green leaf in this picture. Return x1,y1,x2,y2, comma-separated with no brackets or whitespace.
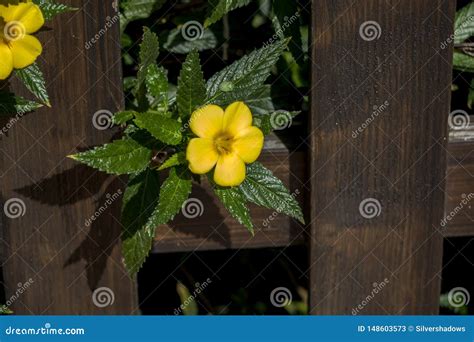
177,51,206,118
120,0,166,30
33,0,77,21
146,167,192,228
163,27,217,54
454,1,474,44
272,0,302,63
176,282,198,315
69,137,152,175
135,28,160,109
15,63,50,106
134,112,182,145
158,152,186,170
453,51,474,73
113,110,136,125
205,0,252,27
213,85,274,114
145,63,168,110
121,168,160,274
206,39,289,105
0,91,42,116
239,162,304,223
214,186,254,234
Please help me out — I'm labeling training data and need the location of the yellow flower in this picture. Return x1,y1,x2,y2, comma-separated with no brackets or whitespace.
186,101,264,187
0,0,44,80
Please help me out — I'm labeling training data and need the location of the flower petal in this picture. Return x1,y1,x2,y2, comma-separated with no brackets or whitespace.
233,126,264,163
0,42,13,80
189,105,224,139
223,101,252,137
186,138,219,174
214,152,246,187
0,2,44,34
10,34,42,69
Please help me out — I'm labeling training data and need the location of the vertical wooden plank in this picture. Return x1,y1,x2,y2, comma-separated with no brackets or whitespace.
310,0,455,314
0,0,138,313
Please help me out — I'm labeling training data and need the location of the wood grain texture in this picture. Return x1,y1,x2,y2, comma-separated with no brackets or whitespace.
309,0,455,314
443,122,474,237
0,0,137,314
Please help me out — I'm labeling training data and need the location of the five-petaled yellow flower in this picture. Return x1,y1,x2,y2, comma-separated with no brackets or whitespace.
186,102,264,187
0,0,44,80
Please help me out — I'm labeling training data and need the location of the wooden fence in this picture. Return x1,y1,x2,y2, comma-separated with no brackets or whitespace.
2,0,472,314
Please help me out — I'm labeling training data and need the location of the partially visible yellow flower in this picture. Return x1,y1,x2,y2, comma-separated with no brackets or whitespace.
0,0,44,80
186,101,264,187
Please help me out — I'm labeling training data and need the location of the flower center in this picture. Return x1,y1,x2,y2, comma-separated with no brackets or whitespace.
214,133,234,155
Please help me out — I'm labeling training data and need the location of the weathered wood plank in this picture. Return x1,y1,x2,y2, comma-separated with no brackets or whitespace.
0,0,137,314
309,0,455,314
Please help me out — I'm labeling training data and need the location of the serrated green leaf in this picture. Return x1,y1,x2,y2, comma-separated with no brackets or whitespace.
214,85,274,114
145,63,168,110
121,168,160,274
146,167,192,228
134,112,182,145
15,63,50,106
0,91,42,116
158,152,186,170
214,186,254,234
453,51,474,73
177,51,206,118
135,28,160,109
69,137,152,175
239,162,304,223
272,0,302,63
113,110,136,125
454,1,474,44
163,27,217,54
33,0,77,21
205,0,251,27
206,39,289,105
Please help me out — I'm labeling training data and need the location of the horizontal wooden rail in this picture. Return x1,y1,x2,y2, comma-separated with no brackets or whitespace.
152,123,474,253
